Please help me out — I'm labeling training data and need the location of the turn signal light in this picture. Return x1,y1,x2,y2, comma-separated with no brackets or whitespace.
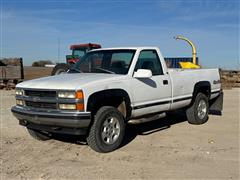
76,90,84,99
76,103,84,111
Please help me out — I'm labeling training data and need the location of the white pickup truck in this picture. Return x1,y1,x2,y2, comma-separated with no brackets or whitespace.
12,47,223,152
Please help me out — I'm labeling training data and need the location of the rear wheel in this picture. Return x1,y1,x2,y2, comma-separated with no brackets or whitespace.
186,93,209,125
51,63,70,75
87,106,125,153
27,128,51,141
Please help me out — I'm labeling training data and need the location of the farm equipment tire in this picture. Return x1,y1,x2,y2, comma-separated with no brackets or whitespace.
51,63,70,75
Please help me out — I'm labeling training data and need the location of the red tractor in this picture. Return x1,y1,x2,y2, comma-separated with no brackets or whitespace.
51,43,101,75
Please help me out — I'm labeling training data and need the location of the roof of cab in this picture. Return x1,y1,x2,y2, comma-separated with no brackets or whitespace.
90,47,159,51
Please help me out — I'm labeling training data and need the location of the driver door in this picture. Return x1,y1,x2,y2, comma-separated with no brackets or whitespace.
130,50,172,117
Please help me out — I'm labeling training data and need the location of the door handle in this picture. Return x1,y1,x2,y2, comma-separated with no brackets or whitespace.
163,80,168,85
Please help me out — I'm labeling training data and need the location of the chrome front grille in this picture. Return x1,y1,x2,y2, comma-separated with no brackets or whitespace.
25,101,57,109
24,90,56,98
23,90,57,109
16,89,79,111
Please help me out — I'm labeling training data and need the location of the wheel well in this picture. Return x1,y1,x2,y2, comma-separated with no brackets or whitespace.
193,81,211,99
87,89,132,120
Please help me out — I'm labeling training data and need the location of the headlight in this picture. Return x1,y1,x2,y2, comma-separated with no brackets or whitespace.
57,90,84,99
58,90,84,111
16,100,24,106
16,89,23,96
59,104,76,110
57,91,75,98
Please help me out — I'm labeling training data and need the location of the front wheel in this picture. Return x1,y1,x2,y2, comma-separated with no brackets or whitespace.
186,93,209,125
87,106,125,153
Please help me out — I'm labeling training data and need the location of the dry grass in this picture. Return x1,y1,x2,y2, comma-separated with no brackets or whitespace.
23,66,53,80
220,70,240,89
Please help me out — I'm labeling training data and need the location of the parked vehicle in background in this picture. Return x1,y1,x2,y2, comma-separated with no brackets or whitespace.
12,47,223,152
51,43,101,75
0,58,24,89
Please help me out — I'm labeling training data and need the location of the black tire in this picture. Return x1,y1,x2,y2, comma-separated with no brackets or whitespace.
87,106,125,153
51,63,70,75
27,128,51,141
186,93,209,125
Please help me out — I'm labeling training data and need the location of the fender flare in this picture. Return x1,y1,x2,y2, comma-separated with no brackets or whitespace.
191,81,211,103
87,89,132,120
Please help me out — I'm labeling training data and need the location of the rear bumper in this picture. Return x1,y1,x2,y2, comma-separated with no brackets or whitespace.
11,106,91,135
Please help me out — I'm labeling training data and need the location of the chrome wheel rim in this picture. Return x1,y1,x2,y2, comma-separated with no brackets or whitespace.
101,117,120,145
197,99,207,119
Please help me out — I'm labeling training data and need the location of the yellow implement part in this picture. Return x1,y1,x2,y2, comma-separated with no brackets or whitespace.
174,36,198,66
179,62,201,69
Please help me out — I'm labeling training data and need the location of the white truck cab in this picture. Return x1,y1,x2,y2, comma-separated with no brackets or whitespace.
12,47,223,152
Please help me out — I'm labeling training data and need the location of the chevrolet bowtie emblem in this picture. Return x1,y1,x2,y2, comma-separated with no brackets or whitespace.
32,97,40,102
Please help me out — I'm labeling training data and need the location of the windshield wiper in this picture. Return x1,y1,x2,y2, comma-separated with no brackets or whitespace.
93,67,116,74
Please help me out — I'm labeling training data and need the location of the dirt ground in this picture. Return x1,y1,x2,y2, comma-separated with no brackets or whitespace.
0,89,239,180
23,67,53,80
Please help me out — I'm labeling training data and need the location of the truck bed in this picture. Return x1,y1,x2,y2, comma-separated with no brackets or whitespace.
169,68,221,98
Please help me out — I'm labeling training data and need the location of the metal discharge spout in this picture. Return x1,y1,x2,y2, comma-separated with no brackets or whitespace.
174,36,197,65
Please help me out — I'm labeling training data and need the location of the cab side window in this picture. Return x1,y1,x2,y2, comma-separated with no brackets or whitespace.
134,50,163,75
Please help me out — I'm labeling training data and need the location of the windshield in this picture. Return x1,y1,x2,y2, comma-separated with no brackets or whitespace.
69,50,136,74
72,49,86,57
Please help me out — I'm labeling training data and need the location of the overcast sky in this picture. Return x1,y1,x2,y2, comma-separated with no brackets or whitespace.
1,0,239,69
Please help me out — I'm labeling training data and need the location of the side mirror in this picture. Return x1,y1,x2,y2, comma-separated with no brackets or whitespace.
133,69,152,78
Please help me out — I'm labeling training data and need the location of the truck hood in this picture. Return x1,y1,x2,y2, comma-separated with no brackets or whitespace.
17,73,124,90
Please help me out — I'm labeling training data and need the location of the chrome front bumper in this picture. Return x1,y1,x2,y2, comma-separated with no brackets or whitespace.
11,106,91,135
